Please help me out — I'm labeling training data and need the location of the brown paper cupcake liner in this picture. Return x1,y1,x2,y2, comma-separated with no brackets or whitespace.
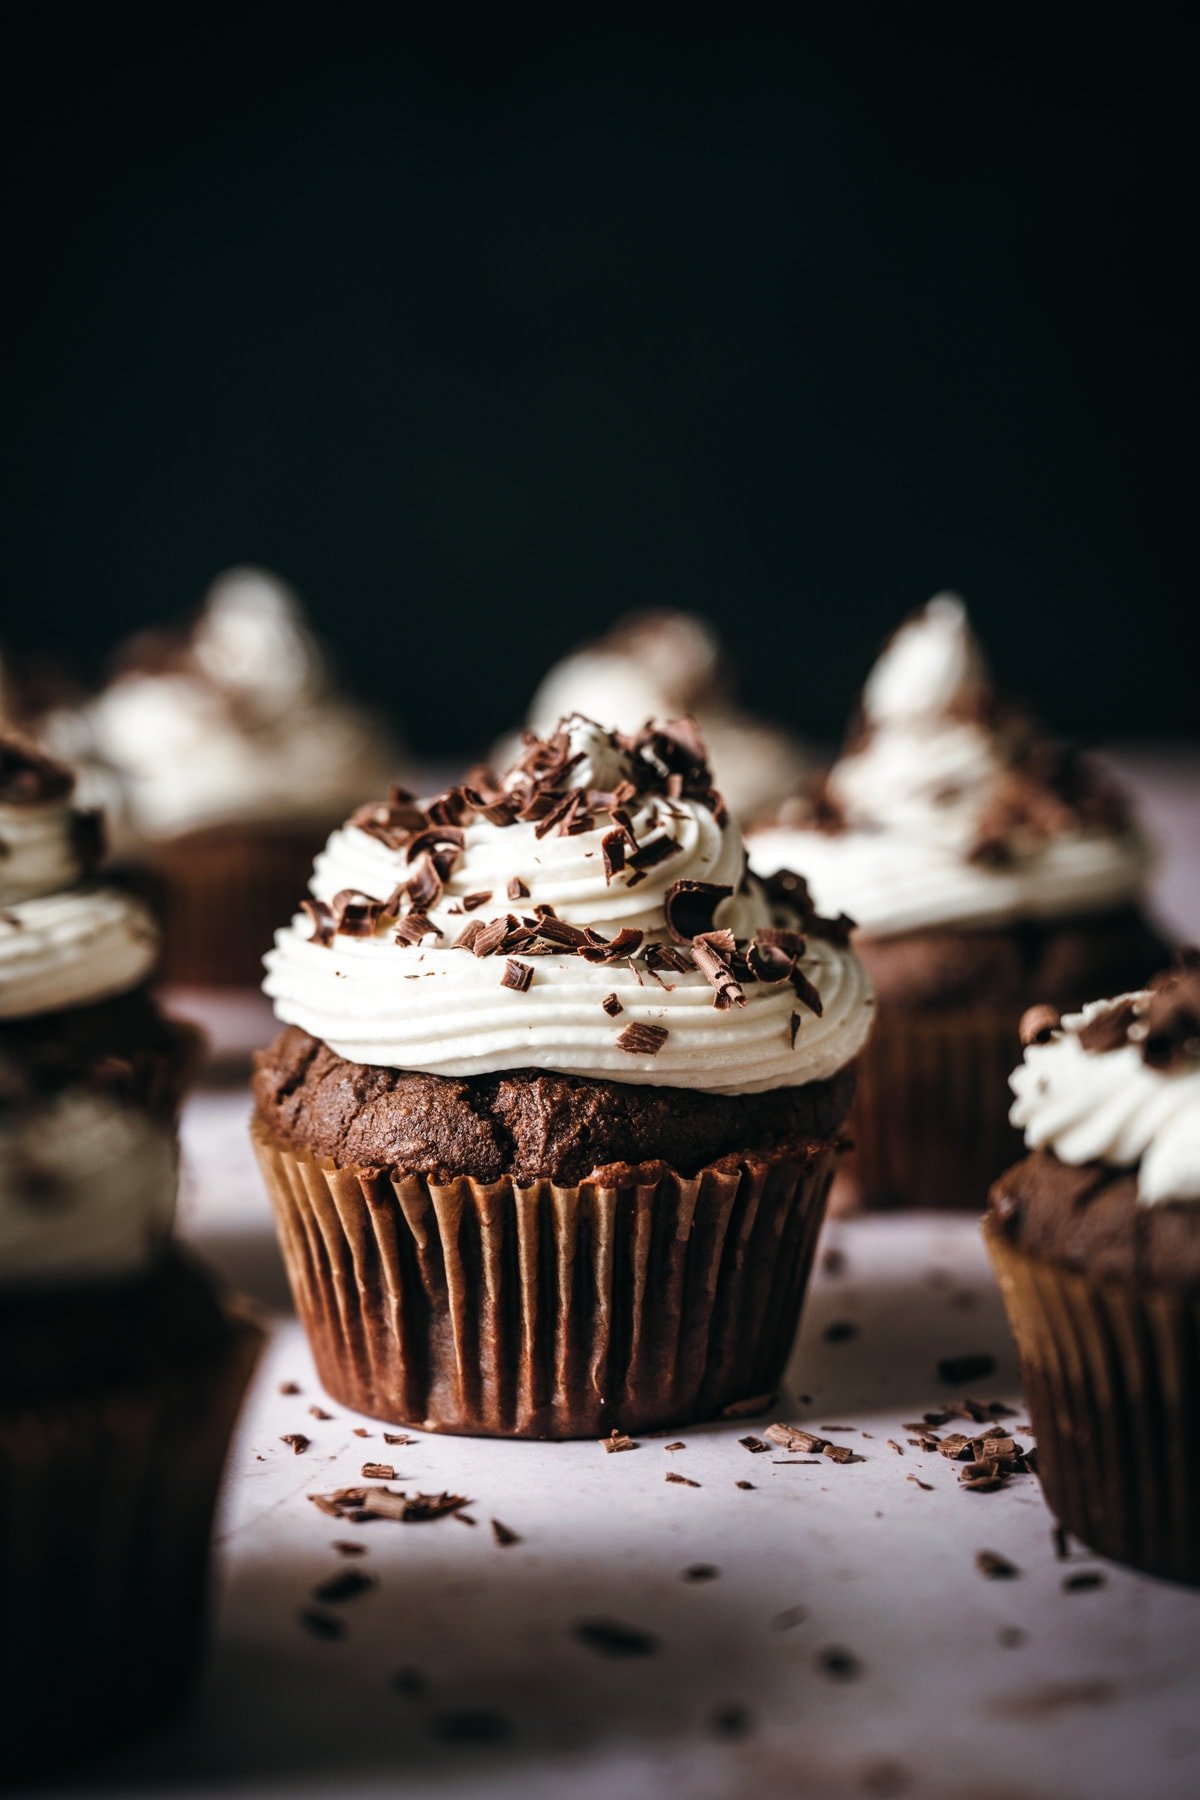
0,1302,263,1771
149,822,328,986
833,1005,1022,1212
986,1222,1200,1585
253,1118,839,1438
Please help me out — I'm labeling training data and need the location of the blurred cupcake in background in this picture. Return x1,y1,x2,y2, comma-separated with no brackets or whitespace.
986,962,1200,1583
83,568,403,985
749,594,1170,1209
508,609,811,822
0,731,261,1771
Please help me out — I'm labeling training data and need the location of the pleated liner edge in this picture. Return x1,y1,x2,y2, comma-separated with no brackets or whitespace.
986,1220,1200,1585
252,1117,839,1438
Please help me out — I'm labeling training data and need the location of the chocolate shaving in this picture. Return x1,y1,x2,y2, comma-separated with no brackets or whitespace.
394,912,441,945
790,964,824,1016
601,829,627,883
739,1436,771,1454
976,1550,1020,1579
280,1434,310,1455
577,927,645,964
361,1462,396,1480
601,1430,637,1453
789,1011,802,1048
616,1022,669,1056
765,1424,827,1454
491,1519,521,1547
627,833,683,873
663,880,734,942
1141,961,1200,1070
501,959,533,992
692,931,747,1010
1077,996,1141,1056
601,993,623,1017
300,898,336,946
307,1487,471,1524
665,1472,701,1487
507,876,529,900
330,889,385,938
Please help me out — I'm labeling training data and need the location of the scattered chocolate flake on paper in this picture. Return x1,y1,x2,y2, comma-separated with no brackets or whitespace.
278,1380,301,1395
663,1441,686,1453
309,1405,333,1420
937,1352,996,1385
601,1430,637,1453
299,1608,344,1640
575,1619,660,1658
766,1423,827,1454
383,1432,416,1446
308,1487,471,1524
886,1440,905,1456
491,1519,521,1547
312,1568,376,1605
976,1550,1020,1579
352,1427,371,1438
822,1442,861,1465
616,1021,669,1056
816,1646,861,1681
736,1480,756,1490
666,1472,701,1488
454,1513,478,1527
1062,1570,1106,1593
739,1436,771,1455
361,1462,396,1481
280,1434,310,1455
906,1474,933,1491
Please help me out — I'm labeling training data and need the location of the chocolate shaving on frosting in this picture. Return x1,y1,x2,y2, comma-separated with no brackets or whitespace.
616,1022,669,1056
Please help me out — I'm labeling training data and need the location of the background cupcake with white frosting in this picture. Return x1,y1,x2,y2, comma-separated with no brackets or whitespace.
74,566,403,986
0,730,262,1771
986,960,1200,1583
252,714,873,1437
749,594,1169,1209
508,609,811,823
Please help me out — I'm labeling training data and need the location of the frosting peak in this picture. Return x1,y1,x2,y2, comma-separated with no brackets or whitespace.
1010,962,1200,1206
749,594,1150,938
264,717,874,1095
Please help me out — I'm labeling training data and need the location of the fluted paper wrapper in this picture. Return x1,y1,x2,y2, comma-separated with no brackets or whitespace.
834,1006,1022,1213
152,822,326,986
0,1306,262,1771
986,1221,1200,1585
253,1119,839,1438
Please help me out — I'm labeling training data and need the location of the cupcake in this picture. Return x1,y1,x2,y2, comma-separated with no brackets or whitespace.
749,594,1169,1209
510,610,811,822
985,962,1200,1583
252,715,873,1438
0,732,262,1770
80,567,402,985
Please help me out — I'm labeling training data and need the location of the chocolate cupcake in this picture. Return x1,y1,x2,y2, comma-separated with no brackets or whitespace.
985,962,1200,1583
749,595,1168,1209
509,609,812,822
253,715,874,1438
0,733,262,1772
79,567,402,985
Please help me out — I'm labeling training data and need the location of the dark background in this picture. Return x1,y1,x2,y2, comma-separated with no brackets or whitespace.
3,7,1197,755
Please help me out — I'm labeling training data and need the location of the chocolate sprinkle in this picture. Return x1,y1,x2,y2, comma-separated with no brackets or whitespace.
616,1022,669,1056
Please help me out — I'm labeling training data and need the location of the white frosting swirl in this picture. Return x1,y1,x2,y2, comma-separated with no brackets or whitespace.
0,1093,177,1288
1010,995,1200,1206
86,568,401,840
518,612,811,821
0,798,87,906
749,595,1149,936
264,718,874,1095
0,887,159,1018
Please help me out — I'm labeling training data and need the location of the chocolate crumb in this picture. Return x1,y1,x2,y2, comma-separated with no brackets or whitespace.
507,876,530,900
299,1608,344,1640
308,1405,332,1420
601,992,623,1017
601,1430,637,1453
501,958,533,993
739,1436,771,1455
1062,1570,1106,1593
278,1380,301,1395
886,1440,905,1456
683,1564,719,1582
575,1619,660,1658
312,1568,376,1605
736,1480,756,1490
491,1519,521,1547
663,1441,686,1453
816,1646,860,1681
616,1021,669,1056
454,1513,478,1527
906,1474,933,1491
766,1423,827,1454
352,1427,371,1438
383,1432,416,1446
333,1541,366,1556
280,1434,310,1455
937,1352,996,1385
976,1550,1020,1579
666,1472,701,1487
361,1462,396,1481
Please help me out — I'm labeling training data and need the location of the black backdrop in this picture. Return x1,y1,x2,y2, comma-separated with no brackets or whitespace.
3,8,1197,755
